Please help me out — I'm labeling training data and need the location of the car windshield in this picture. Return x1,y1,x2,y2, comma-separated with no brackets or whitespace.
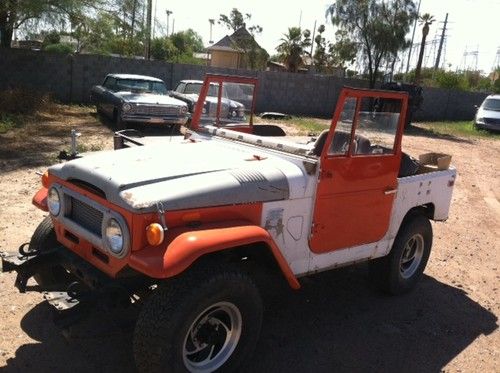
483,98,500,111
115,79,167,94
185,83,220,97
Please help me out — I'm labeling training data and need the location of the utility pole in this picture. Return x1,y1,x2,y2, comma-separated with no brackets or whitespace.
209,19,215,44
166,10,173,36
310,20,317,60
405,0,421,76
434,13,448,70
144,0,152,60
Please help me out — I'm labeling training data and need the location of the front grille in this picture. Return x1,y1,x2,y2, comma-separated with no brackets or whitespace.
68,197,103,237
132,105,180,116
484,117,500,125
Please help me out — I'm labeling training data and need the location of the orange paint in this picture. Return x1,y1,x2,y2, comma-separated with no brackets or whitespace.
310,87,408,253
129,221,300,289
32,187,48,211
36,175,299,288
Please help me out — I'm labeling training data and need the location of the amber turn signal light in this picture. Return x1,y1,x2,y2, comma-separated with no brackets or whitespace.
41,171,49,188
146,223,164,246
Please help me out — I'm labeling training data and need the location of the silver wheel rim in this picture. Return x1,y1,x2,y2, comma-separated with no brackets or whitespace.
400,233,424,279
182,301,242,372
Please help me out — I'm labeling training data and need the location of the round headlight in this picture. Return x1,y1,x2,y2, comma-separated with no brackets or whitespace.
105,218,124,254
47,187,61,216
180,105,188,114
231,110,237,117
122,103,132,112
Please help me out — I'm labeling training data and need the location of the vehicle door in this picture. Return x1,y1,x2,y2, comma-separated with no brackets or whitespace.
309,88,408,253
101,77,117,116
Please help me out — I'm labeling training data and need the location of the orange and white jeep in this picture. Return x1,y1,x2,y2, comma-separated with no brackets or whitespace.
2,75,456,372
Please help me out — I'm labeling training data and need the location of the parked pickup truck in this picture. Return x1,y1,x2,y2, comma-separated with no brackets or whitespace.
2,74,456,373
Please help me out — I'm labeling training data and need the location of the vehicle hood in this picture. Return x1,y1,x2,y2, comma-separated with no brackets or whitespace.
49,139,305,213
116,92,186,106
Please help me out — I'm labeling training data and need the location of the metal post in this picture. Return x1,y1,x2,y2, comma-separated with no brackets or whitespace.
434,13,448,70
166,10,172,37
405,0,421,76
144,0,152,59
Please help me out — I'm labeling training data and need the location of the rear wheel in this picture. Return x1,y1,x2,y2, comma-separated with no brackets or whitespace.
29,216,71,288
133,263,263,373
370,213,433,295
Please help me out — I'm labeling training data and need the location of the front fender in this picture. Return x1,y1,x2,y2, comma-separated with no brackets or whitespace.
32,187,48,212
128,221,300,289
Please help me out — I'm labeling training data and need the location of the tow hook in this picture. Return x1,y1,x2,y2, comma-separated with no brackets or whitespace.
0,243,61,293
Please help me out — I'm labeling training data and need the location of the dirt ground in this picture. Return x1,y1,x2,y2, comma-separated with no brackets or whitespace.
0,106,498,372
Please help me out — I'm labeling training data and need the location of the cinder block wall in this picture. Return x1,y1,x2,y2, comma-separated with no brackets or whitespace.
0,49,488,121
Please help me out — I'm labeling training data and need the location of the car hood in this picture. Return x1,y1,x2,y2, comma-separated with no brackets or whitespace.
49,139,305,213
116,92,186,106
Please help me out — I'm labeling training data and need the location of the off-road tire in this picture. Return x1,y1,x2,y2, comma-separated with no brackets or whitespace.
133,263,263,373
369,213,433,295
29,216,69,287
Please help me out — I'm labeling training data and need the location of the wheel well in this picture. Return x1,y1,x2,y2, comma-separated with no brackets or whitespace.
190,242,289,286
404,203,435,223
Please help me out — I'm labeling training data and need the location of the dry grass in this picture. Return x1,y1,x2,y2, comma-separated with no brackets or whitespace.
0,104,114,172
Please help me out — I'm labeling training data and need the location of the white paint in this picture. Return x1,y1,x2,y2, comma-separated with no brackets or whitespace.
262,166,457,277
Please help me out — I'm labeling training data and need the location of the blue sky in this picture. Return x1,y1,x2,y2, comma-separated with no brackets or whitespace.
154,0,500,74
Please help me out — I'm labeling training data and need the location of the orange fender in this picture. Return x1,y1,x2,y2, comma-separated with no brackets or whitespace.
32,187,48,211
129,221,300,289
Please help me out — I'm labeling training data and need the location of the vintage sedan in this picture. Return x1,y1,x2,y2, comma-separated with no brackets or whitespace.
170,79,246,124
90,74,189,128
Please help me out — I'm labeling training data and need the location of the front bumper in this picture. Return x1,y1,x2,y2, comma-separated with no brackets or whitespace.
476,121,500,131
122,114,188,125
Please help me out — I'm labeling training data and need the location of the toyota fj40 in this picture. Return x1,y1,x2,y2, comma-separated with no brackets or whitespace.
1,74,456,372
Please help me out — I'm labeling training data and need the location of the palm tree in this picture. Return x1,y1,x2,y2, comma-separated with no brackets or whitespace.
414,13,435,84
276,27,311,73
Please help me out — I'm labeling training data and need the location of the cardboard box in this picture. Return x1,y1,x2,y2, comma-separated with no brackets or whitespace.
418,152,452,170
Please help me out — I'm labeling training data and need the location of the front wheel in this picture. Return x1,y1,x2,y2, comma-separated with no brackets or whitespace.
29,216,72,288
370,213,433,295
133,264,263,373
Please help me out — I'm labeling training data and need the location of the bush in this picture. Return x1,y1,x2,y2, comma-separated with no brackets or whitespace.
0,88,52,115
44,43,73,54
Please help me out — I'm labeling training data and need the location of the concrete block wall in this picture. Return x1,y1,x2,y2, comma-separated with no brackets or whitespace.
0,48,489,121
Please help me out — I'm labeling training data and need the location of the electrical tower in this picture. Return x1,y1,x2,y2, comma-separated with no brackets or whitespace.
460,46,479,71
434,13,448,70
492,47,500,71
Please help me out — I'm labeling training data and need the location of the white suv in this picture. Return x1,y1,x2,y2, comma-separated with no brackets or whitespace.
475,94,500,131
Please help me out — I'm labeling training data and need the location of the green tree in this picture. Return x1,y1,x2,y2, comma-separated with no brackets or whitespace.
218,8,262,33
0,0,102,48
313,25,328,71
170,29,204,54
328,29,357,70
414,13,434,84
327,0,417,87
276,27,311,73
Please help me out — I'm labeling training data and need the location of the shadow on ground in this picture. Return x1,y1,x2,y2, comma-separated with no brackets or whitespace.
1,266,497,372
404,124,474,144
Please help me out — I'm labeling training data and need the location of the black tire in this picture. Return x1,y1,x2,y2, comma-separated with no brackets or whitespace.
133,263,263,373
113,108,125,130
369,213,432,295
29,216,70,287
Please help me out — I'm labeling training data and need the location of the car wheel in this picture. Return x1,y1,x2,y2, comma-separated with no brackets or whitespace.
113,108,125,130
29,216,72,289
133,263,263,373
369,213,432,295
